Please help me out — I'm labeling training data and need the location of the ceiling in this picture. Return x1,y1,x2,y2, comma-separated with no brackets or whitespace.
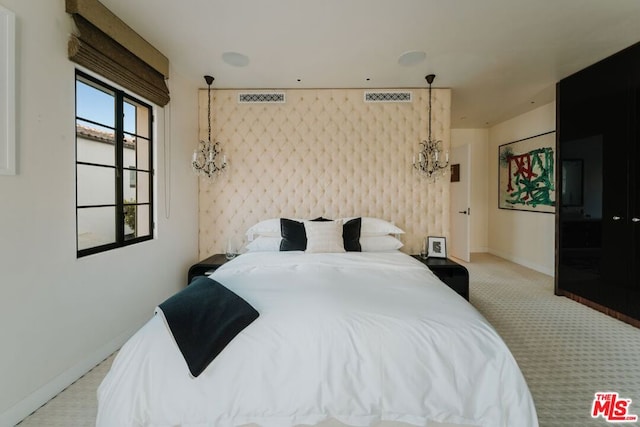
100,0,640,128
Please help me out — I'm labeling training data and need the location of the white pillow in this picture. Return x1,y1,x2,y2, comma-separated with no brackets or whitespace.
245,218,303,241
341,217,404,236
304,220,346,253
360,235,404,252
245,236,282,252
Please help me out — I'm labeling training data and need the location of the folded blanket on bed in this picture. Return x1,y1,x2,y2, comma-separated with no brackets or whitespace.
156,277,259,377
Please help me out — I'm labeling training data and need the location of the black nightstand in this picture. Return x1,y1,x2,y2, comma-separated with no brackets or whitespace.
411,256,469,300
187,254,230,284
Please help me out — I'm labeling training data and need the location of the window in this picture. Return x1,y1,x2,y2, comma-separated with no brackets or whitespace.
75,70,153,257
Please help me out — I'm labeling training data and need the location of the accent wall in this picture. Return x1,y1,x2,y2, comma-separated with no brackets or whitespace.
197,88,452,256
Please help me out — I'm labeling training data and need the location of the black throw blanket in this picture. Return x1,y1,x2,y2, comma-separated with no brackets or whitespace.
157,276,259,377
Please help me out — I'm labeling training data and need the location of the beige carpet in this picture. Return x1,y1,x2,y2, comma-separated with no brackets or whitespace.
465,254,640,426
16,253,640,427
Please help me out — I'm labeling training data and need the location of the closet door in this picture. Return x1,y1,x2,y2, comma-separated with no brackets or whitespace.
557,53,633,313
557,68,605,302
628,86,640,319
598,74,633,315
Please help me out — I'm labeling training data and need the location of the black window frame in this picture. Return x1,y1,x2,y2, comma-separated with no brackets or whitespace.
75,70,154,258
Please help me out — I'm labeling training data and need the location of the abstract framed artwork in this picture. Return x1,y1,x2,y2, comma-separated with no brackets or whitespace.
498,131,556,213
427,236,447,258
0,5,16,175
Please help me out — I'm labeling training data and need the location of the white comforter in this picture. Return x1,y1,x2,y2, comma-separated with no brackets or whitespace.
97,252,538,427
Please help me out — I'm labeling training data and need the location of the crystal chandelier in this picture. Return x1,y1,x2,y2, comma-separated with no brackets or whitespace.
413,74,448,178
192,75,227,178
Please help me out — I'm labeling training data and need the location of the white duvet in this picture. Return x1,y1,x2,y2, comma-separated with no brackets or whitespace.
97,252,538,427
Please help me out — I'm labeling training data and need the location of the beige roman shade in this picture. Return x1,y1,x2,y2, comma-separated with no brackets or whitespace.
66,0,170,106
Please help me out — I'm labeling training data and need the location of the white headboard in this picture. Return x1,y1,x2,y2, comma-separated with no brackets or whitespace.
198,88,450,256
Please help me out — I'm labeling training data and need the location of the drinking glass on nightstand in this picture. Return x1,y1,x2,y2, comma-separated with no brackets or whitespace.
225,238,237,260
420,237,428,259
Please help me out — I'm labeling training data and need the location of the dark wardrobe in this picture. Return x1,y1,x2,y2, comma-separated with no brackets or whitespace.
556,41,640,325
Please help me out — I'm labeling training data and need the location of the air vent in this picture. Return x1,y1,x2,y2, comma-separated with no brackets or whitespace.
364,91,412,103
238,92,286,104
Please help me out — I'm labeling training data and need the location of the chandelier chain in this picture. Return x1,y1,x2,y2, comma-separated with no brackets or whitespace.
207,82,212,144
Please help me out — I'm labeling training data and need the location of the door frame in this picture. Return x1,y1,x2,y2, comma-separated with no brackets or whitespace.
450,143,471,262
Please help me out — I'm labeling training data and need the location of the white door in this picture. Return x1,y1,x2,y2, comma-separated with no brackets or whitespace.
450,144,471,262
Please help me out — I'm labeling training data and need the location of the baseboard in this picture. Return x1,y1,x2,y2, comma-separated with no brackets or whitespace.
557,289,640,329
0,325,138,427
470,247,488,254
488,248,555,277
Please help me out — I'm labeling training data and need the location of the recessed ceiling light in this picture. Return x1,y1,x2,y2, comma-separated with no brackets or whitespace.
222,51,249,67
398,50,426,66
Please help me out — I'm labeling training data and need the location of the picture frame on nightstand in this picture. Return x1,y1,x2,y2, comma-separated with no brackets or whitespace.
427,236,447,258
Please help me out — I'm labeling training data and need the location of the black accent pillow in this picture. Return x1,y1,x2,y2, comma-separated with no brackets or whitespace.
343,217,362,252
280,218,307,251
158,277,259,377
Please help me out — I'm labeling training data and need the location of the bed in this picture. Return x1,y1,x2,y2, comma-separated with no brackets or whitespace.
96,241,538,426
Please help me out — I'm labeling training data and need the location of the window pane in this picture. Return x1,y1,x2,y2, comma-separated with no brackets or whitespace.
76,78,115,128
122,170,150,203
136,204,150,237
123,168,137,201
77,164,115,206
135,137,150,170
124,97,150,138
76,120,116,166
77,206,116,250
123,101,136,134
124,204,150,240
123,141,136,171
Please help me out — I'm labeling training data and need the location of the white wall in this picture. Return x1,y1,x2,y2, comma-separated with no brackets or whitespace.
451,129,489,253
487,102,556,275
0,1,199,425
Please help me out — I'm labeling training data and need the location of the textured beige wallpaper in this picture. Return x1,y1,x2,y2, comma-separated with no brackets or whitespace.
198,88,451,257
